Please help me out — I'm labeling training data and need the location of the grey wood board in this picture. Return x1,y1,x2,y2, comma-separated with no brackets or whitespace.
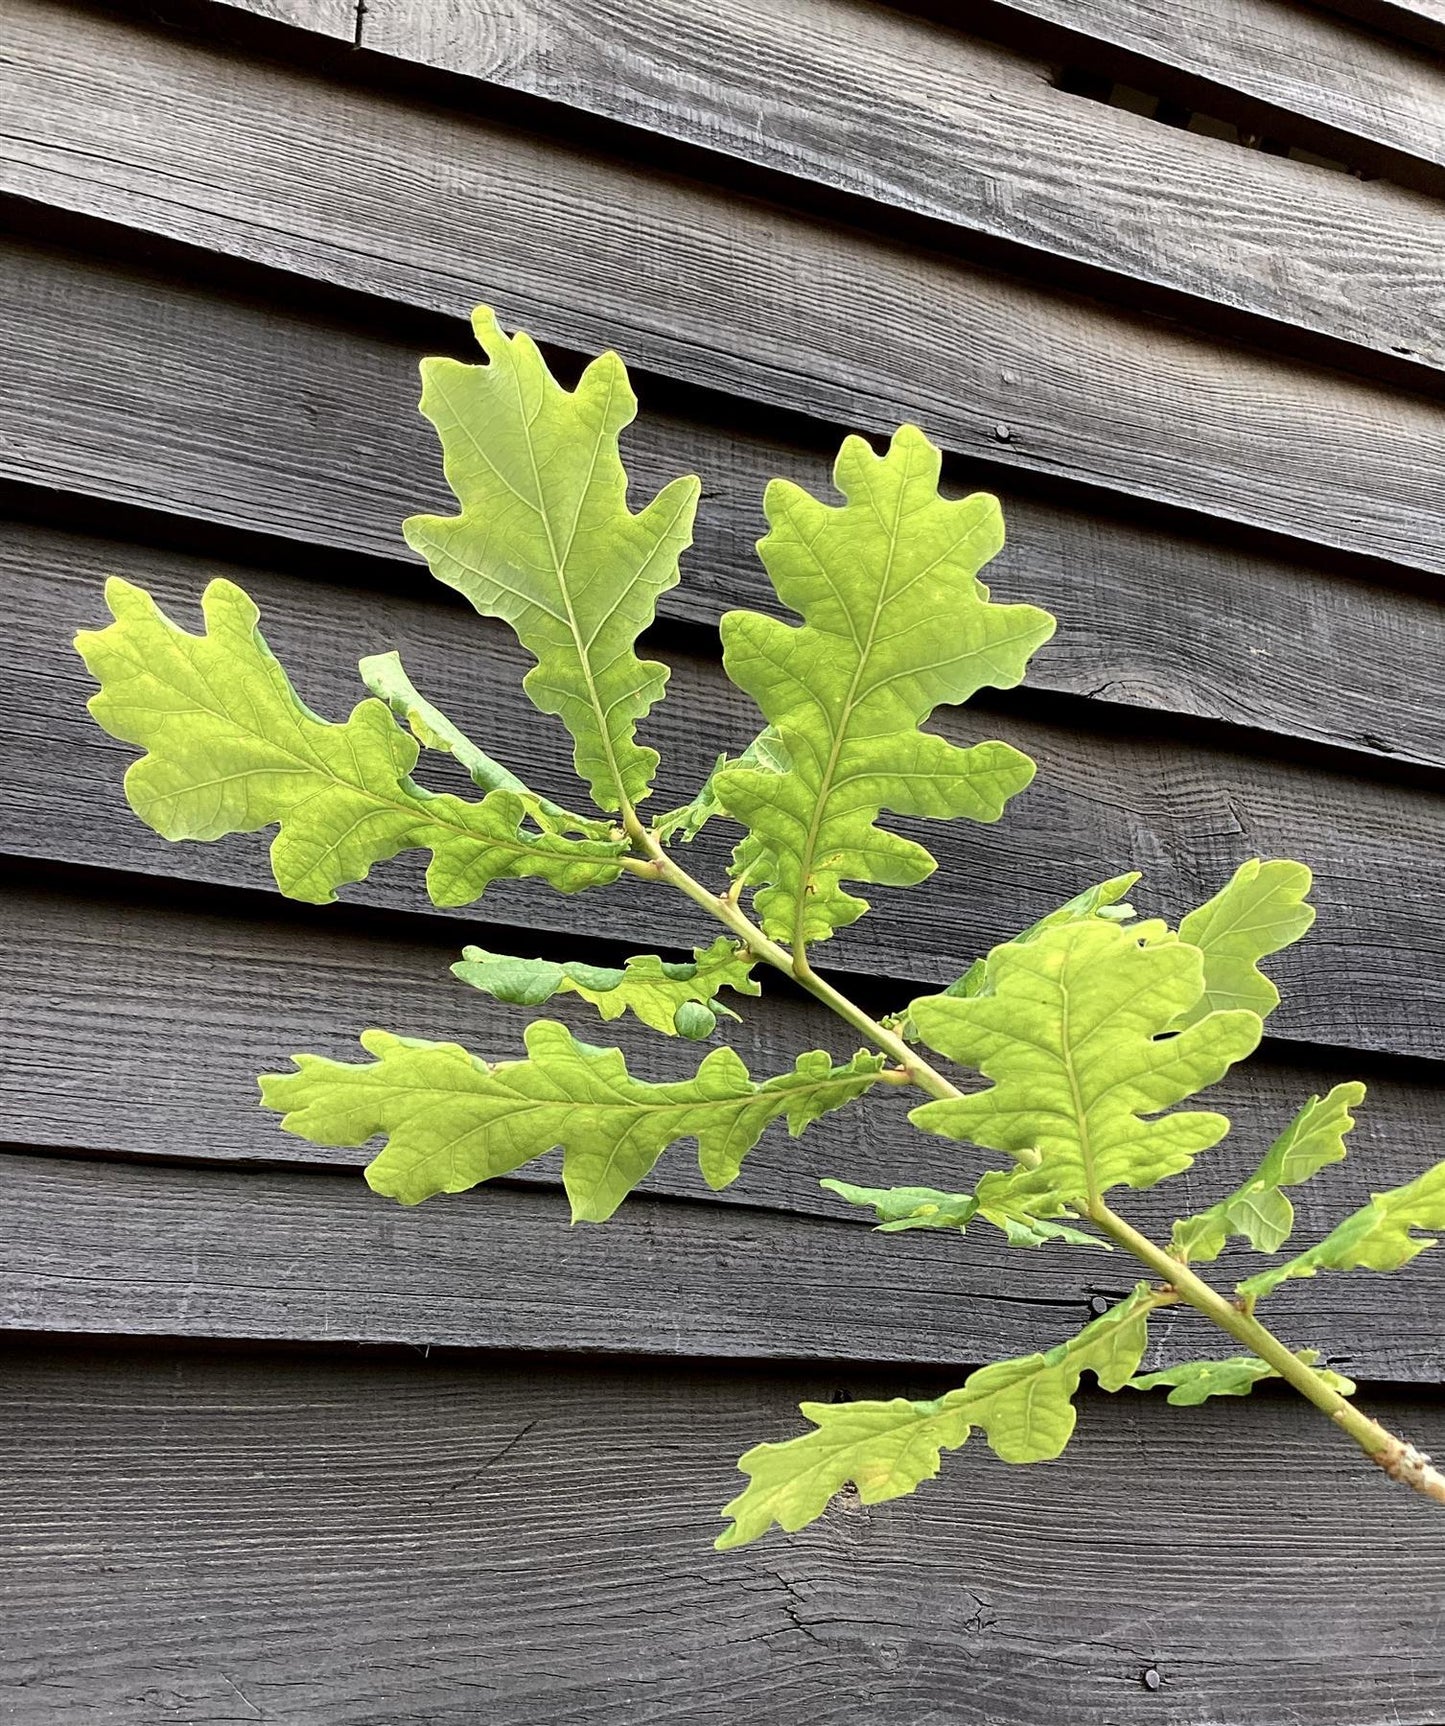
214,0,355,32
3,1344,1442,1726
7,4,1445,576
2,1149,1442,1379
971,0,1445,177
18,529,1445,1059
6,242,1443,768
287,0,1445,369
1316,0,1445,53
8,874,1442,1247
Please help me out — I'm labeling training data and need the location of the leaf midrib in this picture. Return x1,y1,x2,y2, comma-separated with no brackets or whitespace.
790,448,913,950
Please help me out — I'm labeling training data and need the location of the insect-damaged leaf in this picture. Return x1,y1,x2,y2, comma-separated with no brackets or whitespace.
1129,1351,1355,1407
820,1176,1106,1249
716,1288,1154,1548
1239,1159,1445,1301
652,730,789,845
359,650,608,837
452,935,759,1038
908,919,1261,1213
261,1023,886,1222
1173,858,1315,1028
405,306,701,813
74,579,627,906
714,425,1054,947
1171,1082,1365,1261
904,871,1141,1015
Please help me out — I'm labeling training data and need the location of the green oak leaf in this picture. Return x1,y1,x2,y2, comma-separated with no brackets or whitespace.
452,935,759,1038
1129,1350,1355,1406
1239,1159,1445,1301
713,425,1054,947
717,1288,1154,1548
909,919,1261,1212
261,1022,886,1222
820,1174,1106,1249
359,649,608,837
1173,858,1315,1028
1171,1081,1365,1262
404,306,701,812
74,578,627,906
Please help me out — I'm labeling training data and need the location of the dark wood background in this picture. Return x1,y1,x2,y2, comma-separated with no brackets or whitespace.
2,0,1442,1718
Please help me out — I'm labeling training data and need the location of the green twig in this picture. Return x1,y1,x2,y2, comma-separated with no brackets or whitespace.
627,810,1445,1509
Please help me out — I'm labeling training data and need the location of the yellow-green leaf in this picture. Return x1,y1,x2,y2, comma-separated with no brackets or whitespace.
909,919,1261,1212
74,578,626,906
261,1023,885,1222
1174,858,1315,1027
1240,1159,1445,1300
820,1175,1106,1249
359,649,607,836
452,936,759,1038
1129,1350,1355,1406
714,425,1054,947
717,1289,1153,1548
1171,1082,1365,1261
405,307,701,812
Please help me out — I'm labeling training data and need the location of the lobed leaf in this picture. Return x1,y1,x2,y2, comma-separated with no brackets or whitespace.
1171,1082,1365,1262
261,1022,885,1222
908,919,1261,1213
1173,858,1315,1028
452,935,759,1038
713,425,1054,947
1239,1160,1445,1300
74,579,627,906
404,307,701,812
1129,1351,1355,1406
821,1175,1106,1249
717,1288,1154,1548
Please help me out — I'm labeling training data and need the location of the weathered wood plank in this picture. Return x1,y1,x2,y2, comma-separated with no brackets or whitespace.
340,0,1445,367
215,0,355,33
7,1,1445,573
971,0,1445,180
1315,0,1445,56
2,1149,1442,1379
9,875,1442,1244
17,525,1445,1058
2,1343,1441,1725
7,243,1442,766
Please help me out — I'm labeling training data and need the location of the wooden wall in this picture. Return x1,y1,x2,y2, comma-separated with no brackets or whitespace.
2,0,1443,1718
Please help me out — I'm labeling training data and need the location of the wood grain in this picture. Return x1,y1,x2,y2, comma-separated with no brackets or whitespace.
18,524,1445,1058
7,242,1442,767
971,0,1445,180
1315,0,1445,54
214,0,356,32
6,2,1445,574
344,0,1445,367
2,1148,1443,1379
2,1341,1441,1725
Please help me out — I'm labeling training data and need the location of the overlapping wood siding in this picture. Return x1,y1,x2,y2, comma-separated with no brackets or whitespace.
1,1,1442,1719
